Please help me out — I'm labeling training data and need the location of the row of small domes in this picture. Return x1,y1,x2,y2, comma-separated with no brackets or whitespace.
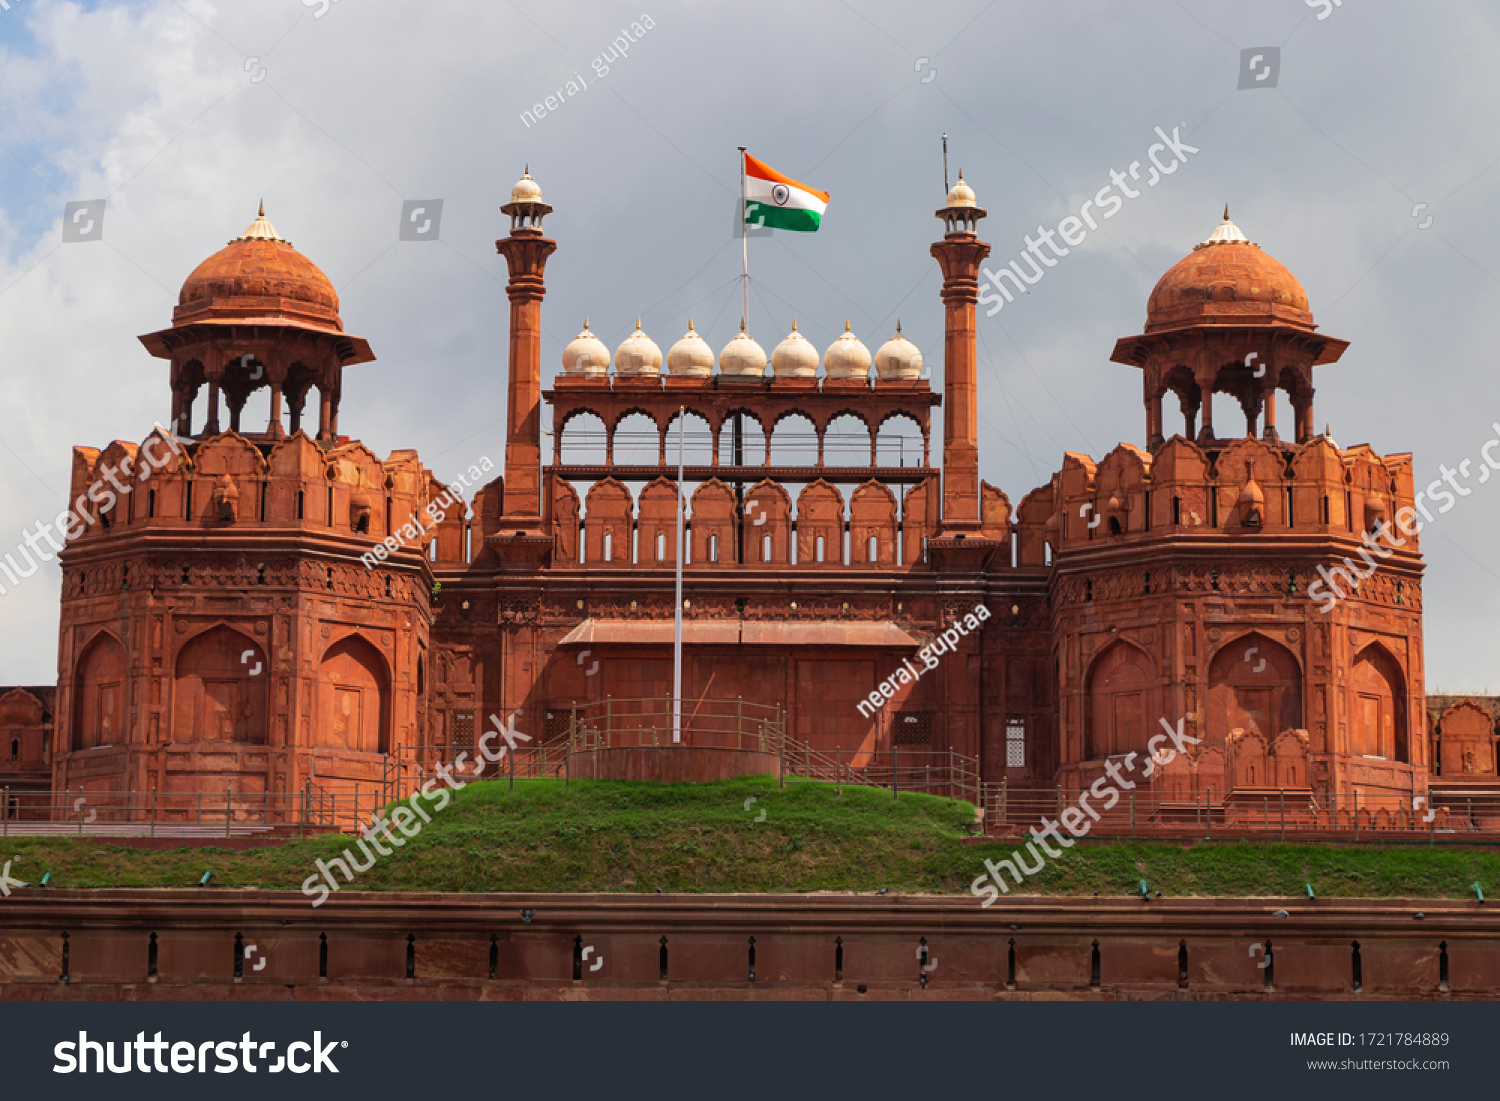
562,319,922,380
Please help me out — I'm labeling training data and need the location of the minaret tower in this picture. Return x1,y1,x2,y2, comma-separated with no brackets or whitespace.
494,168,556,564
930,172,989,538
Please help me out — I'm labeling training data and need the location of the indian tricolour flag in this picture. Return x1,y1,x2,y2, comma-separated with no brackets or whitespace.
743,154,829,233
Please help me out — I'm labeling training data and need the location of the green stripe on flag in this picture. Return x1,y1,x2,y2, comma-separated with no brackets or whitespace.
745,202,822,232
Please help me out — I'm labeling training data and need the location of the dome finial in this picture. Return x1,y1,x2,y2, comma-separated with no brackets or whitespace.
636,315,642,330
259,198,265,218
844,319,850,332
688,318,695,330
740,317,746,332
583,315,589,329
792,318,798,331
1224,203,1230,221
895,319,902,334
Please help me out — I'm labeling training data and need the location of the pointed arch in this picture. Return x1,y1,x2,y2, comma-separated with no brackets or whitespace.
72,631,126,752
172,625,268,744
1350,643,1408,762
1084,640,1158,759
317,633,391,753
1206,631,1302,749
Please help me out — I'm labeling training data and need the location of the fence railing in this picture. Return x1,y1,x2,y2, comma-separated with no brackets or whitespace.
981,784,1500,840
0,781,338,836
567,696,788,753
780,742,982,805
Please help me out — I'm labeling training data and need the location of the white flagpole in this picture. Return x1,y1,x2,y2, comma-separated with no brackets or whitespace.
672,405,686,744
738,145,749,331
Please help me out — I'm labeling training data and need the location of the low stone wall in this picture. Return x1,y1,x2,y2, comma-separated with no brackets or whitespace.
568,745,782,783
1,890,1496,1000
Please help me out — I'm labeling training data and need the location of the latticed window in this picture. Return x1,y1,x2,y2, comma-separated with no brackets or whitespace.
450,710,475,749
894,712,932,746
1006,718,1026,767
545,711,571,743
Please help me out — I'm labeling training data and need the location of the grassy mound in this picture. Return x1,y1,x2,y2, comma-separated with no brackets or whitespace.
3,776,1497,899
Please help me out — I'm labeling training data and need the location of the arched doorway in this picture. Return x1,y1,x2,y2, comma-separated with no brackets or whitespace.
1206,632,1302,749
172,626,268,744
1085,642,1157,759
72,632,127,751
318,634,390,753
1350,645,1407,761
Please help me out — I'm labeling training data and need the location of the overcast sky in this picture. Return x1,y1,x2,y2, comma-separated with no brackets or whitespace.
0,0,1496,691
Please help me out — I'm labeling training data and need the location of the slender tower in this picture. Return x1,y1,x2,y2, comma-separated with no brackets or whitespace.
494,169,556,561
930,173,988,537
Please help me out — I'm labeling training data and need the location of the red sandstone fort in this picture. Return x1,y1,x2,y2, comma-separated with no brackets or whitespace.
1,169,1495,828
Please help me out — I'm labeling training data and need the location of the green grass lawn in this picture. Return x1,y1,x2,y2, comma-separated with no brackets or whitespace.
3,776,1497,899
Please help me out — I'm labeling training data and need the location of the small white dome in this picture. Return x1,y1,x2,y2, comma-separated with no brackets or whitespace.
874,321,922,381
561,318,610,378
666,319,714,377
770,320,819,378
944,172,977,209
719,321,767,377
1194,205,1254,250
823,320,872,379
511,168,543,203
614,319,662,376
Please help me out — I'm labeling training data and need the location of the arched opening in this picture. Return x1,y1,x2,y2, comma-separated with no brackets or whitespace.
318,634,391,753
1205,632,1301,749
612,412,660,466
558,411,604,468
823,413,871,466
663,410,713,466
769,413,818,467
1084,642,1157,759
876,413,923,467
717,410,766,467
172,626,268,744
72,632,127,751
1351,645,1407,761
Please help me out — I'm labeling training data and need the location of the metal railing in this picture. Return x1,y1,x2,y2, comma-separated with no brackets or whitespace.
981,784,1500,841
780,742,982,805
0,781,339,836
567,696,787,754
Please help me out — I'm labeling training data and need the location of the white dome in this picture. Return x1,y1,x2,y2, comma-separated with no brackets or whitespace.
944,172,977,209
874,321,922,381
561,318,610,378
666,320,714,377
718,321,767,377
770,320,819,378
511,168,543,203
614,319,662,376
823,321,872,379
